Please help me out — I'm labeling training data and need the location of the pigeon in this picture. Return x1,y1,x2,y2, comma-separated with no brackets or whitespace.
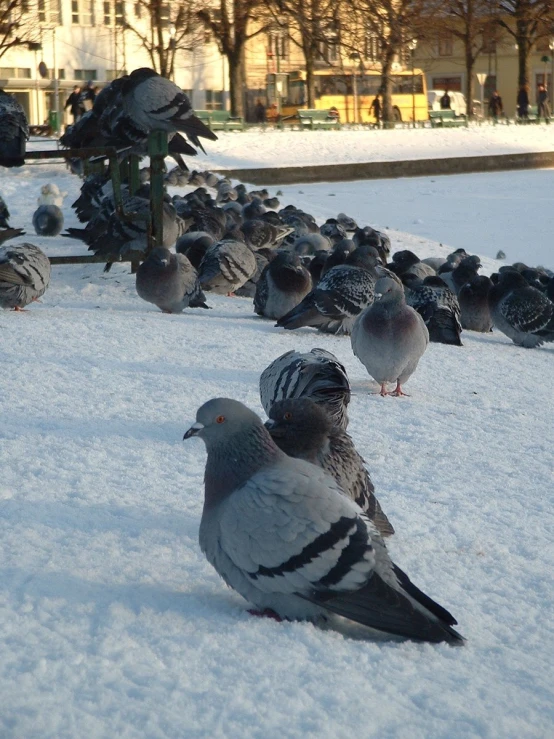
336,213,358,231
266,398,394,538
183,398,464,644
235,250,272,298
135,247,208,313
242,220,294,250
320,239,356,275
0,227,25,245
259,348,351,430
389,250,436,281
32,205,64,237
254,251,312,320
276,245,380,335
37,183,67,208
352,226,391,263
320,220,347,244
458,275,493,332
439,255,481,295
488,270,554,348
0,89,29,167
198,239,257,295
403,274,463,346
175,230,215,269
0,193,9,227
351,277,429,396
0,242,51,310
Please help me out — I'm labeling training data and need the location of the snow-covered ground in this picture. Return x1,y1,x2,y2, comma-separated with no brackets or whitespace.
0,133,553,737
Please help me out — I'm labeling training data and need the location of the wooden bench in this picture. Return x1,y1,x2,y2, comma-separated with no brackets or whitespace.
195,110,244,131
298,109,341,130
429,110,467,128
29,124,53,136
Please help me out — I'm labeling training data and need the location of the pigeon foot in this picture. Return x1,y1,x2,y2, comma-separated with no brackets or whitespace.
12,306,28,312
388,383,410,397
247,608,283,622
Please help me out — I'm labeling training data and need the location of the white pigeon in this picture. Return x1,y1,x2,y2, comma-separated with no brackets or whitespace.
37,183,67,208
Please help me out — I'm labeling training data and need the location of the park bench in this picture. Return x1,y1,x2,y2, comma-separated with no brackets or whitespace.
195,110,245,131
515,105,544,124
298,109,341,130
29,124,53,136
429,110,467,128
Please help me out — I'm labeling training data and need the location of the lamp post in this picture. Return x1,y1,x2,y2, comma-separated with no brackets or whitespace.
349,52,361,123
408,39,417,127
550,39,554,108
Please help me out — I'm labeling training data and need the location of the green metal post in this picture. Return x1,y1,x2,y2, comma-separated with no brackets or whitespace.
128,154,141,195
147,130,168,254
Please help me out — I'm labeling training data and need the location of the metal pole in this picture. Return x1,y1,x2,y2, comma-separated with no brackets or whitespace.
53,28,60,133
34,48,40,125
412,51,416,128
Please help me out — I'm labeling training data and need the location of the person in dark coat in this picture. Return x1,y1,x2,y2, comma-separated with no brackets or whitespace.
517,85,529,119
78,81,96,115
440,90,451,109
64,86,81,123
537,84,550,120
488,91,503,121
254,99,266,124
370,95,381,126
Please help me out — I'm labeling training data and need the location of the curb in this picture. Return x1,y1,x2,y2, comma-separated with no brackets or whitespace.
214,150,554,185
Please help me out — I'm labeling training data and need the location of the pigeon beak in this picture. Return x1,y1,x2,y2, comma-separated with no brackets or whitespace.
183,421,204,440
264,420,285,437
264,419,276,429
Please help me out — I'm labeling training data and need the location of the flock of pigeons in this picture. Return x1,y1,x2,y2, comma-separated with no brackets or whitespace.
1,68,553,643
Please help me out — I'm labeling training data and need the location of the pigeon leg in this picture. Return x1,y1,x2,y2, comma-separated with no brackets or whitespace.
388,382,410,397
247,608,283,622
12,306,28,312
370,383,389,397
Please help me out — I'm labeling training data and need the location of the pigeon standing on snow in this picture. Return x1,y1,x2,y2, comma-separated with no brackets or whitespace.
254,251,312,320
259,348,351,430
458,275,493,332
266,398,395,538
135,247,208,313
197,239,257,295
37,183,67,208
183,398,464,644
32,205,64,236
352,277,429,396
403,274,463,346
488,270,554,348
0,242,50,310
0,89,29,167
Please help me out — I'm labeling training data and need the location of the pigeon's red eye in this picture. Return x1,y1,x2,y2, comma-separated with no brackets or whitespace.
284,412,293,420
216,415,226,424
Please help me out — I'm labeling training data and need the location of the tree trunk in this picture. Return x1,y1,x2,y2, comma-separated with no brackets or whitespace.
381,52,395,127
306,56,316,107
465,49,475,117
229,52,244,117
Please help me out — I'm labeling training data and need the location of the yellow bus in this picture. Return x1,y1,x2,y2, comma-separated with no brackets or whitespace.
266,68,428,124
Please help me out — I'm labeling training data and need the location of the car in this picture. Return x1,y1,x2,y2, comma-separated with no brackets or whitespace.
427,90,468,117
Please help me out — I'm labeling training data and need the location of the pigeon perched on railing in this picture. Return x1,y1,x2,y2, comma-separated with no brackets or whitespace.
135,247,208,313
0,243,50,310
352,277,429,396
259,348,351,430
265,398,394,538
254,251,312,320
488,270,554,348
0,89,29,168
183,397,464,644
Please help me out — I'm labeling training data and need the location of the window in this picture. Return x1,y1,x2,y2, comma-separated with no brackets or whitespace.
104,1,124,25
438,33,453,57
432,76,461,92
47,68,66,79
268,29,289,62
364,35,381,62
75,69,97,81
38,0,61,24
0,67,32,79
72,0,93,26
205,90,223,111
134,2,141,18
482,25,497,54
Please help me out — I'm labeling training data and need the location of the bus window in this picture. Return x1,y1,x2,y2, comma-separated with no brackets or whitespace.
391,74,424,94
358,76,381,96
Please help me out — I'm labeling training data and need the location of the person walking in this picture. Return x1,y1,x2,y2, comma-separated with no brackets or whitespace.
78,80,96,115
254,99,266,124
517,85,529,120
537,84,550,120
488,90,503,122
370,95,381,127
64,86,82,124
440,90,451,110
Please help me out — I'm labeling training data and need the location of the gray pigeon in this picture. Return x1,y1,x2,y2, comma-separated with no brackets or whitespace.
266,398,395,538
458,275,493,332
351,277,429,396
403,275,462,346
254,251,312,320
32,205,64,236
488,270,554,348
183,398,464,644
242,220,294,250
293,232,332,256
276,246,381,335
0,242,51,310
0,193,10,227
235,250,271,298
175,230,215,269
259,348,351,430
0,89,29,167
135,247,208,313
198,239,257,295
389,250,436,281
439,255,481,295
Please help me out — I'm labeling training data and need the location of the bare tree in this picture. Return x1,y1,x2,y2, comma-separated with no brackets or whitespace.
267,0,343,107
0,0,41,59
346,0,444,125
497,0,554,88
124,0,204,80
196,0,270,117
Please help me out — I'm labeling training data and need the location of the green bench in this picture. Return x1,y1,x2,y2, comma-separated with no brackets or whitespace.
195,110,245,131
298,109,341,129
429,110,468,128
515,105,545,124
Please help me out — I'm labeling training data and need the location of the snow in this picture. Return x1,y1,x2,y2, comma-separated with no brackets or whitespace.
0,130,553,738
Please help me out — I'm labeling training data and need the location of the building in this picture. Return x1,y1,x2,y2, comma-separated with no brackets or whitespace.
0,0,229,128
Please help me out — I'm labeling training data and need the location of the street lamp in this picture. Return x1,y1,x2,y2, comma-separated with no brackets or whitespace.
408,39,417,127
550,39,554,108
